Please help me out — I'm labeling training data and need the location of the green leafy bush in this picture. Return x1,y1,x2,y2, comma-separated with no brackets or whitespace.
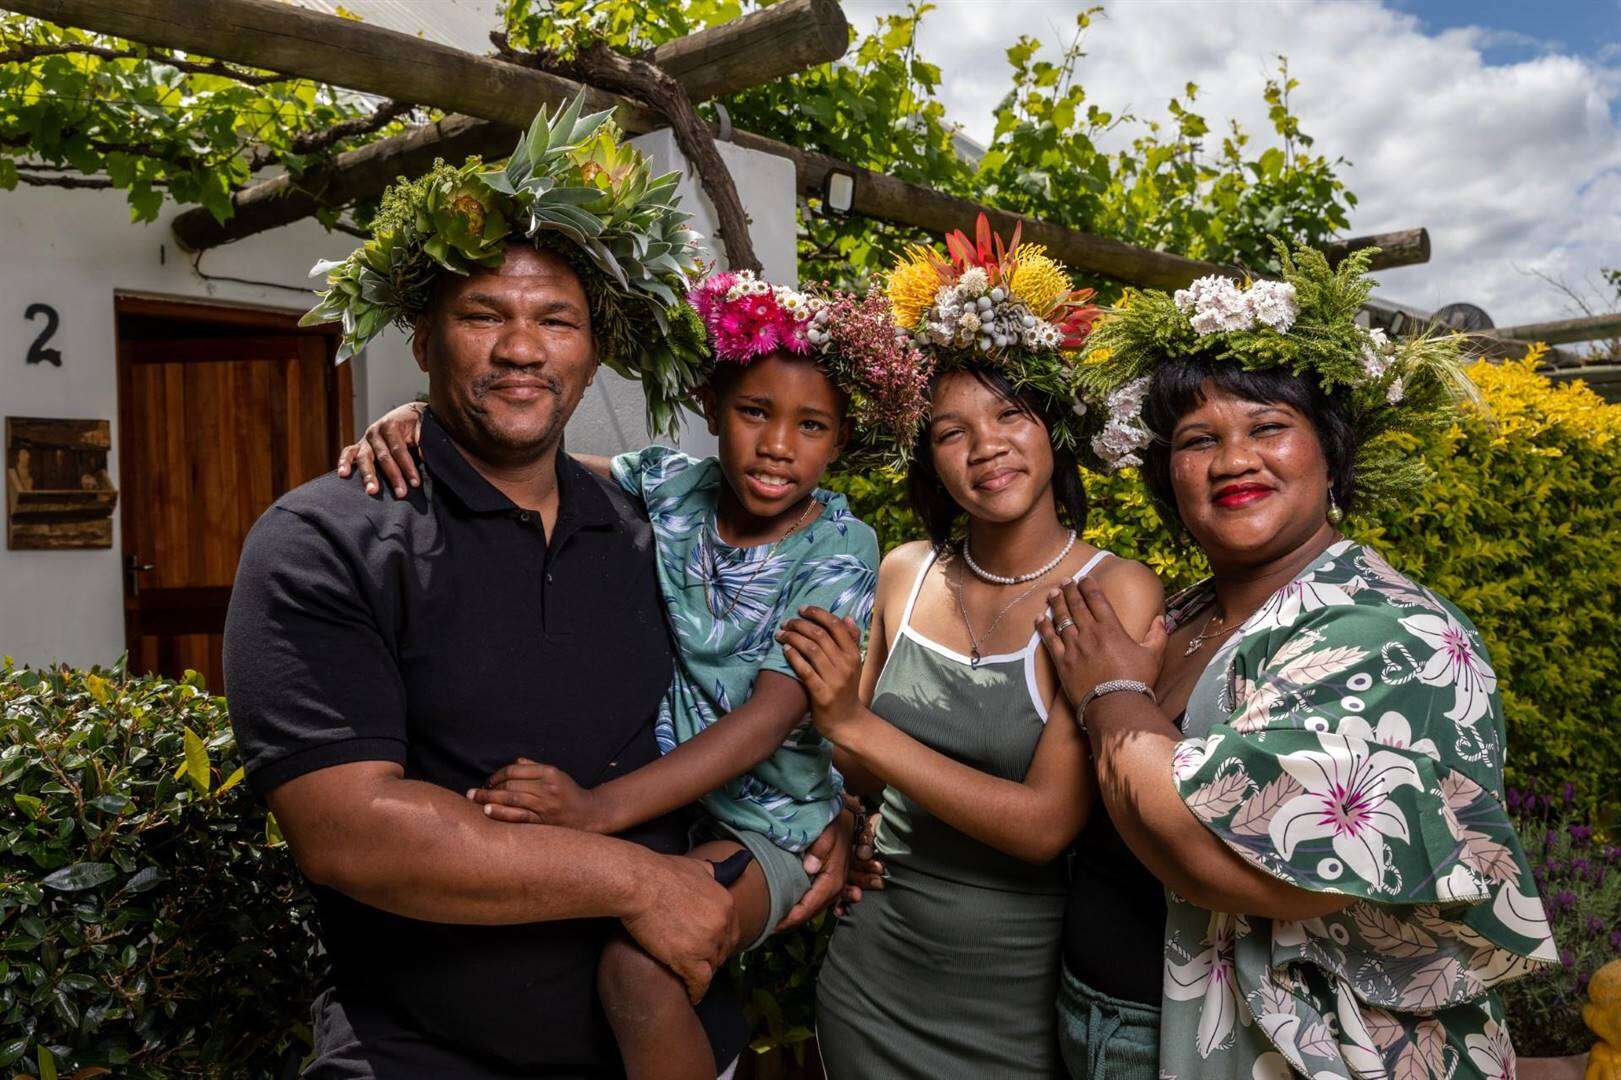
0,661,319,1078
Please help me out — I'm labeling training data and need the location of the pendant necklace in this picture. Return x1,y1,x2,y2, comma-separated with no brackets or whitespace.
952,552,1055,668
1183,606,1236,657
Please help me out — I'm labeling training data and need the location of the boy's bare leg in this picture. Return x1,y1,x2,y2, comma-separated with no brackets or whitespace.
598,840,771,1080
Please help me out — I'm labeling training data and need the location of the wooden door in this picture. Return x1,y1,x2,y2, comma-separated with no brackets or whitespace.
116,297,351,691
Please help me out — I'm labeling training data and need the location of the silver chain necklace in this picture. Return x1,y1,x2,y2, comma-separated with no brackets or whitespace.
963,529,1076,585
952,556,1052,668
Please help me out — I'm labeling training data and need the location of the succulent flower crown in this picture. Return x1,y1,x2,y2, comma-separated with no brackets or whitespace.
301,93,708,438
885,214,1102,451
1076,243,1481,511
690,270,935,469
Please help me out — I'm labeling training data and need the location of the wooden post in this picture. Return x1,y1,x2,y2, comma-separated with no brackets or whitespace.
1323,228,1430,272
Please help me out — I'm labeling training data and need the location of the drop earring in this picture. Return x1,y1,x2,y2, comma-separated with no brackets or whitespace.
1327,494,1344,525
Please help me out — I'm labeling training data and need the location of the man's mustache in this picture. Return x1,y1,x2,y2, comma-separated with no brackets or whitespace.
470,370,563,399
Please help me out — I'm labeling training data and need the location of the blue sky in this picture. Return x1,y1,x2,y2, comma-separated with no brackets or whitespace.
1390,0,1619,64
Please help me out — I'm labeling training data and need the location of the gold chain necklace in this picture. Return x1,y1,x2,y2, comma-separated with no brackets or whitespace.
706,496,820,621
1183,606,1236,656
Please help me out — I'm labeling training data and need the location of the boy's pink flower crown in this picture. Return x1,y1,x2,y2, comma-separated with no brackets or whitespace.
689,270,820,363
687,269,935,468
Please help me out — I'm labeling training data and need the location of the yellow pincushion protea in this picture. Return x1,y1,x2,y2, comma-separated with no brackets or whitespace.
1007,245,1072,318
887,248,943,330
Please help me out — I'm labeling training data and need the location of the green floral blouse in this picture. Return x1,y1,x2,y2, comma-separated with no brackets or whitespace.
1161,540,1556,1079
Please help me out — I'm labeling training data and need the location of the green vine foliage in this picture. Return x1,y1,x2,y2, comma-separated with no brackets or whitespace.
0,14,421,225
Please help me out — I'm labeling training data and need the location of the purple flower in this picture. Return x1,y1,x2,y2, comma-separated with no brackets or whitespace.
1570,824,1593,845
1561,948,1575,967
1588,916,1606,934
1573,859,1591,877
1545,829,1559,848
1556,889,1578,912
1563,781,1576,805
1611,930,1621,952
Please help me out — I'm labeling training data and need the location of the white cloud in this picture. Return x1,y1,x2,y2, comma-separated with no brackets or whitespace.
845,0,1621,325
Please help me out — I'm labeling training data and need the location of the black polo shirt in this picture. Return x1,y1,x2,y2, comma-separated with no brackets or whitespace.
223,410,744,1077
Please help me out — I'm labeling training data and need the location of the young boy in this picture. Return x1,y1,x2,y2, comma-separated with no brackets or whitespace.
338,271,931,1079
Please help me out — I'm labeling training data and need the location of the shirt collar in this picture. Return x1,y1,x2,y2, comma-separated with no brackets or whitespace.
418,408,617,530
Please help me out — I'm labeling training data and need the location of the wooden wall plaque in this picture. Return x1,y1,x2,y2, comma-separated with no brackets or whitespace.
6,417,119,550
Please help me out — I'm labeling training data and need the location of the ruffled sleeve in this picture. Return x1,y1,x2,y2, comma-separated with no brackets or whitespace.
1171,595,1557,1014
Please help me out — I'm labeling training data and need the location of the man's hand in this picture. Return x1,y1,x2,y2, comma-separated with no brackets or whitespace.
775,809,853,931
621,852,737,1004
468,758,612,833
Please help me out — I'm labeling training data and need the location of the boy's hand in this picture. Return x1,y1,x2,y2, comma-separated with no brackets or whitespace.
337,400,426,498
468,758,613,833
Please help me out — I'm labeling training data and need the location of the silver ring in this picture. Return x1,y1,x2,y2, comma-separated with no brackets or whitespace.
1053,618,1076,634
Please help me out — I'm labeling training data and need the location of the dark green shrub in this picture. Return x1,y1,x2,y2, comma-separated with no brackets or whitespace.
0,660,319,1078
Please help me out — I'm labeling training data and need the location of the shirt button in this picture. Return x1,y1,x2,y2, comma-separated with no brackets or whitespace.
517,512,531,524
546,572,553,583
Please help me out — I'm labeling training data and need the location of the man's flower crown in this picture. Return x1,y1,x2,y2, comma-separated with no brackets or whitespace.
300,93,708,439
1077,243,1481,511
884,214,1101,450
690,270,935,469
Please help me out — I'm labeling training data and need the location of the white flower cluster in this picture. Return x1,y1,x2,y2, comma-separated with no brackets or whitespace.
1173,276,1298,336
1090,376,1153,471
724,271,818,323
805,301,843,352
918,275,1063,354
1358,326,1407,403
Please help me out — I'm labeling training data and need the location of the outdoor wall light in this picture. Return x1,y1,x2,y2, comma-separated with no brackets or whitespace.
822,169,855,215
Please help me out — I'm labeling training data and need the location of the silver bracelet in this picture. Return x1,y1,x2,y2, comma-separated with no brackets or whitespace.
1075,679,1156,733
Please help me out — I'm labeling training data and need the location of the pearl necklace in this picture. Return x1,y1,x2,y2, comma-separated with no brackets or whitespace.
962,530,1076,586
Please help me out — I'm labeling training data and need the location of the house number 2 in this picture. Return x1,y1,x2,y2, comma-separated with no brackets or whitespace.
25,303,62,367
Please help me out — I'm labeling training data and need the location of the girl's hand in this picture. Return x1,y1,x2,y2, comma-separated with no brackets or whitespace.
337,401,427,497
837,802,885,915
777,607,864,742
1035,576,1169,717
467,757,612,833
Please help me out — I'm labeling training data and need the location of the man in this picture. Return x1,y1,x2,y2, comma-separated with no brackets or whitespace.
224,100,847,1077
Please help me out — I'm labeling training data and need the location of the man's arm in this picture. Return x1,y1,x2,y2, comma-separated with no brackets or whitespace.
270,761,737,1000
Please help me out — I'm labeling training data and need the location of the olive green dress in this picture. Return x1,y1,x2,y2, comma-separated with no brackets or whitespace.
816,550,1110,1080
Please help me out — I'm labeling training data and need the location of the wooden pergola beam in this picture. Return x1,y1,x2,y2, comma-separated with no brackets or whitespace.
1488,312,1621,346
1322,228,1429,272
6,0,1431,291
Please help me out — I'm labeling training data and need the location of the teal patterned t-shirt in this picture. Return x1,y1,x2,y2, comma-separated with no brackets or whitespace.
610,445,878,853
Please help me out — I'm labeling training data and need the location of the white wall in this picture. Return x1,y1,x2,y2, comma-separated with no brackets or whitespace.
0,134,796,669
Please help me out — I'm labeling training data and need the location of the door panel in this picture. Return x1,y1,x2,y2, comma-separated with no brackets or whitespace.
117,301,347,691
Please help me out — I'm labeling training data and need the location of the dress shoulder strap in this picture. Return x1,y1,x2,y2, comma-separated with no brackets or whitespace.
1072,548,1111,582
897,547,940,632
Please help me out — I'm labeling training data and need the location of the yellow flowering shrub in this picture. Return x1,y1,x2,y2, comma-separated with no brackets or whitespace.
829,355,1621,808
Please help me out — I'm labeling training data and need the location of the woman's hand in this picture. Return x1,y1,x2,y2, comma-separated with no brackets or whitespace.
838,801,885,914
1036,576,1169,718
777,607,865,742
337,401,427,497
467,757,613,833
775,809,854,931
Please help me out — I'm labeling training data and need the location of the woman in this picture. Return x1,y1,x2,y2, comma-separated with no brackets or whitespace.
1035,249,1557,1077
778,220,1162,1078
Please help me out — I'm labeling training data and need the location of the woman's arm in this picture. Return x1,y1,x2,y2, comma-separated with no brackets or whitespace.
1038,576,1353,920
831,568,893,799
780,608,1091,865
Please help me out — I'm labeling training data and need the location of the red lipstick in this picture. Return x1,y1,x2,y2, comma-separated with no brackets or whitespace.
1213,483,1273,508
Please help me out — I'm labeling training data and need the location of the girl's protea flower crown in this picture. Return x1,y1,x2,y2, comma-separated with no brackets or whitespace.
301,92,708,439
690,270,935,470
885,214,1101,450
1077,243,1482,511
